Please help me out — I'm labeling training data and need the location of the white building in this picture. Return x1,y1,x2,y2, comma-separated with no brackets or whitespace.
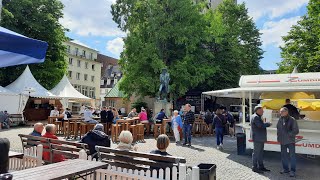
63,40,102,109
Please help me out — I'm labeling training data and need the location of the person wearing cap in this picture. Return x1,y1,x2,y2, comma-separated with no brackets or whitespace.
80,123,110,157
251,106,272,174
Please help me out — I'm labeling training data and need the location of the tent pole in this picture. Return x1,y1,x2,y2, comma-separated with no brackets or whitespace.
249,91,252,121
201,94,203,112
242,92,246,125
0,0,2,22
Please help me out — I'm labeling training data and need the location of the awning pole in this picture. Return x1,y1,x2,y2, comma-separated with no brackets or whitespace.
242,92,246,125
201,94,204,112
249,91,252,121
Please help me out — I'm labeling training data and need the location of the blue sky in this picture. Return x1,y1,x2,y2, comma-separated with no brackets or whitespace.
60,0,309,70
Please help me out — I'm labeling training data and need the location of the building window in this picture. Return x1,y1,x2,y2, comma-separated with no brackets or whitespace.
107,100,115,107
68,71,72,78
89,87,95,98
68,58,73,65
76,73,80,80
82,86,88,96
75,48,79,56
67,45,71,53
92,64,95,71
82,50,86,58
91,76,95,82
107,78,111,85
100,80,104,86
90,53,93,60
77,60,81,67
85,62,88,69
84,74,88,81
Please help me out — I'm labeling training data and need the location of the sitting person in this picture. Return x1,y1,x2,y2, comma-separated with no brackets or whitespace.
138,109,148,123
127,108,138,118
42,124,65,163
0,138,10,174
116,131,137,151
83,107,98,124
150,134,171,156
80,124,110,158
155,109,168,124
29,123,44,137
50,107,59,117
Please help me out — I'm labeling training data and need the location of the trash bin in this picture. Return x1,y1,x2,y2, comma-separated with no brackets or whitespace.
198,163,216,180
236,133,246,155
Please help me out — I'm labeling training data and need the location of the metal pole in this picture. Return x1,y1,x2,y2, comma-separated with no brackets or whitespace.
249,91,252,122
242,92,246,125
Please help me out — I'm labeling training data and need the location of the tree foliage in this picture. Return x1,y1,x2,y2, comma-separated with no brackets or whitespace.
111,0,216,98
111,0,262,98
199,0,263,91
0,0,67,89
278,0,320,73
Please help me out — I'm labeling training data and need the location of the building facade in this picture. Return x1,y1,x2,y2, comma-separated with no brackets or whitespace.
63,41,101,108
97,54,122,106
208,0,237,9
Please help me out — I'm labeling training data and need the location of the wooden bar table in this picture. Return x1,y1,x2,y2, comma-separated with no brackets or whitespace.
161,119,171,135
11,159,107,180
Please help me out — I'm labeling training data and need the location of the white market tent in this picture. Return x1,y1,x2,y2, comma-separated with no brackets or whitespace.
50,75,91,108
5,66,57,98
0,86,28,114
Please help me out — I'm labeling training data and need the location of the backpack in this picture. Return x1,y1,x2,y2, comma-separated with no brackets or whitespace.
205,112,213,124
66,112,72,118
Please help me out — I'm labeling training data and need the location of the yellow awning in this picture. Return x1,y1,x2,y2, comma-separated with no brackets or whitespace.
262,99,285,110
261,92,315,99
297,101,316,111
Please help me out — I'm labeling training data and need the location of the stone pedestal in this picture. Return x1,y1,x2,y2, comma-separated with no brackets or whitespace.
154,100,172,117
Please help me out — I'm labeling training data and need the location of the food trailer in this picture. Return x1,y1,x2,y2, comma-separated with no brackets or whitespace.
202,72,320,156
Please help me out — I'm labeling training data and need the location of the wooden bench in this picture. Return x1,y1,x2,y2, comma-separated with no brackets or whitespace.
18,134,89,164
95,146,186,172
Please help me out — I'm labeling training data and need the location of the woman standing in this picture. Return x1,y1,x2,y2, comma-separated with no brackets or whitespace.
112,108,120,124
171,110,183,144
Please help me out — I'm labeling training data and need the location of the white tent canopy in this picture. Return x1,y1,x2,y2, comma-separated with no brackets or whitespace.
5,66,57,98
50,75,90,99
50,75,91,108
0,86,28,114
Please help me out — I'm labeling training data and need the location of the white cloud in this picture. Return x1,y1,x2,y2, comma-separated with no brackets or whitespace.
60,0,125,37
238,0,308,21
260,16,301,47
106,37,124,57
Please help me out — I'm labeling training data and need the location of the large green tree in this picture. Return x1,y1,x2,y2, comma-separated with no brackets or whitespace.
278,0,320,73
199,0,263,91
0,0,67,89
111,0,216,98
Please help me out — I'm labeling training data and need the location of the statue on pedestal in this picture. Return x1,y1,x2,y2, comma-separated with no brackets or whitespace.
158,68,170,101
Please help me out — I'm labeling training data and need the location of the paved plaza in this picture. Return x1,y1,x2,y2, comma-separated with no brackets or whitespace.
1,126,319,180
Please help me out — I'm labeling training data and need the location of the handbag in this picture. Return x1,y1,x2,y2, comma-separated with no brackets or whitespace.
178,125,182,132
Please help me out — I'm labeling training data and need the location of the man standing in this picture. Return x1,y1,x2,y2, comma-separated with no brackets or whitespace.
183,104,195,146
106,106,114,123
213,107,226,150
283,99,300,120
277,107,299,177
251,106,272,174
100,107,108,123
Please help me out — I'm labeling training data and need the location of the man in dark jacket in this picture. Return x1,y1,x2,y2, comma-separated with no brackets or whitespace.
183,104,195,146
80,124,110,158
213,107,226,150
100,107,108,123
277,107,299,177
283,99,300,119
251,106,272,174
106,106,114,123
204,109,213,125
155,109,168,124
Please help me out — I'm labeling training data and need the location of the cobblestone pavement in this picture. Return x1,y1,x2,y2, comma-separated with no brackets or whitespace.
1,126,319,180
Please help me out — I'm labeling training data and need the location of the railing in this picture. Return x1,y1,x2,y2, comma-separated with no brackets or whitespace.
9,145,43,171
79,150,199,180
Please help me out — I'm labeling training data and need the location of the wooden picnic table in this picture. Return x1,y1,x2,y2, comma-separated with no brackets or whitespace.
11,159,107,180
9,151,24,159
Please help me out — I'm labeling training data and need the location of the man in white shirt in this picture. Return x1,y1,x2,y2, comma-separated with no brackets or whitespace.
50,107,59,117
79,104,85,115
83,107,98,124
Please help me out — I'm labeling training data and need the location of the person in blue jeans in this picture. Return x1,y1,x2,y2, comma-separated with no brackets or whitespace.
183,104,195,146
213,107,226,150
277,107,299,178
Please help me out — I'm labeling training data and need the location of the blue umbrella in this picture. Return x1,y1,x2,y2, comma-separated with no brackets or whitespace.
0,26,48,68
